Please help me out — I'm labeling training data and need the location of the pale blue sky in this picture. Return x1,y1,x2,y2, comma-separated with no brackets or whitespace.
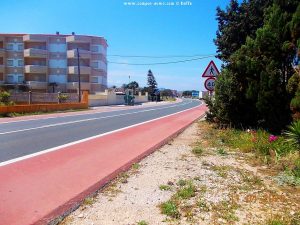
0,0,228,91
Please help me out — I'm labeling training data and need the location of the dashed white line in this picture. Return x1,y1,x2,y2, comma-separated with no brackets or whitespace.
0,100,194,135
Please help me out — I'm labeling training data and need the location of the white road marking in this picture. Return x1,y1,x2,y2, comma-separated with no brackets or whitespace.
0,100,182,125
0,103,203,167
0,101,194,135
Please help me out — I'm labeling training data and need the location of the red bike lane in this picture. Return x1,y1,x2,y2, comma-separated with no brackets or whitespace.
0,104,207,225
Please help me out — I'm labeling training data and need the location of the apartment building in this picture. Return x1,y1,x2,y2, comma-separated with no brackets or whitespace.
0,33,108,93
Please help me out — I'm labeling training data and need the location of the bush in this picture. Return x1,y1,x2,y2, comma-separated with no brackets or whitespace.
0,91,14,106
160,200,180,219
0,91,11,105
284,120,300,149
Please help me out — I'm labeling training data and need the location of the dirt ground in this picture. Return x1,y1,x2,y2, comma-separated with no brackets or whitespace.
60,120,300,225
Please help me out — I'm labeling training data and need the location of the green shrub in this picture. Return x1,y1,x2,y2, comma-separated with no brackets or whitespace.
160,200,180,219
253,129,272,155
175,183,196,199
137,220,148,225
284,120,300,149
192,146,203,156
0,91,13,106
177,179,187,186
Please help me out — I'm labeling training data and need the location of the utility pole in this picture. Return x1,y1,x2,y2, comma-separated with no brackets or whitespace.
77,48,81,102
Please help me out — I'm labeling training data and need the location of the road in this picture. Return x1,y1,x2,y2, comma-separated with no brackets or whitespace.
0,99,201,164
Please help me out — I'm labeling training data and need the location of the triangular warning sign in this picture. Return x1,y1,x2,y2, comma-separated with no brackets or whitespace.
202,60,219,77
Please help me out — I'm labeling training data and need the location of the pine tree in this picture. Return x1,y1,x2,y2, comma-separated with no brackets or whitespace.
210,0,300,132
147,70,157,96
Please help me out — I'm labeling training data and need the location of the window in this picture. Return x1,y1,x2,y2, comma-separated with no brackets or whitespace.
91,76,98,83
91,45,99,53
7,59,14,67
18,75,24,83
18,60,24,67
91,61,99,69
6,44,13,51
6,75,14,83
18,44,23,51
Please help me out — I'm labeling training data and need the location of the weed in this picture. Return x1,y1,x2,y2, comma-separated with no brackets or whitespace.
132,163,140,170
119,172,130,184
137,220,148,225
265,213,300,225
159,185,172,191
197,199,210,212
217,148,228,156
160,200,180,219
285,120,300,148
275,170,300,186
237,169,262,187
212,200,239,223
211,165,231,178
82,197,95,206
193,176,201,181
192,146,203,156
180,204,194,221
177,179,187,186
175,183,196,199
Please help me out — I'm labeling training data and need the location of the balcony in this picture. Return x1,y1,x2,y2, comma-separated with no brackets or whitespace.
66,35,91,43
25,65,47,73
26,81,48,89
68,66,91,74
23,34,47,42
67,82,90,90
67,49,91,59
24,48,48,58
0,48,4,57
0,64,4,73
0,65,4,73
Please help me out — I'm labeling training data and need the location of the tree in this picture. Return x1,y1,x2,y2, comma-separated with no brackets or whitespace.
214,0,272,62
147,70,157,96
209,0,300,132
160,89,173,98
126,81,139,94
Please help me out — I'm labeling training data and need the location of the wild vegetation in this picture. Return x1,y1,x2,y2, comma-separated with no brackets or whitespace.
207,0,300,133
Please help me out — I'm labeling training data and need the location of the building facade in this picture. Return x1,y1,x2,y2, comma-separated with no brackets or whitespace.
0,33,108,93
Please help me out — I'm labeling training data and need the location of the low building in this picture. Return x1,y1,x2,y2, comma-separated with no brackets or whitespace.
0,32,108,93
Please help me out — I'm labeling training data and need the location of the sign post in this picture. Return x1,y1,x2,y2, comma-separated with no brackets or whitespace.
202,60,219,96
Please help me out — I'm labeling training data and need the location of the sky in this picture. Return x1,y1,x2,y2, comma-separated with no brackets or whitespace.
0,0,229,91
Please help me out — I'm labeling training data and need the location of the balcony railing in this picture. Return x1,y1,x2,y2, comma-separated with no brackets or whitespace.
68,66,91,74
23,34,47,42
66,35,91,43
66,82,90,90
0,65,4,73
0,48,4,57
67,49,91,59
25,65,47,73
26,81,48,89
24,48,48,58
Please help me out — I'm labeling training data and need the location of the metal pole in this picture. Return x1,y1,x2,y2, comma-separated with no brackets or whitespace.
77,48,81,102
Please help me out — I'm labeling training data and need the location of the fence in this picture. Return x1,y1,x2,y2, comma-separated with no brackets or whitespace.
9,92,79,104
0,91,89,115
89,90,148,107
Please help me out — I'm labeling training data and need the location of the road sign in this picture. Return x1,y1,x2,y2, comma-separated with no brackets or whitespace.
204,77,216,91
202,60,219,77
192,91,199,97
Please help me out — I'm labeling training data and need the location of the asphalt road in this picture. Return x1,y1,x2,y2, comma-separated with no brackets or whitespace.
0,99,201,163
